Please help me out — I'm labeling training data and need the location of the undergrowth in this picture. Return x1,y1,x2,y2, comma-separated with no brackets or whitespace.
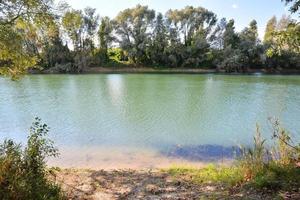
0,118,64,200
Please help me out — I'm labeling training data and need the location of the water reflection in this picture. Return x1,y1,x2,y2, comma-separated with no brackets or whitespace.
1,74,300,168
107,75,124,106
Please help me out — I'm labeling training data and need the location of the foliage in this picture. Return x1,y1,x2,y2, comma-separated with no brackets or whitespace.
283,0,300,14
62,10,84,51
167,164,244,186
167,119,300,191
1,1,300,78
113,4,155,64
0,118,64,200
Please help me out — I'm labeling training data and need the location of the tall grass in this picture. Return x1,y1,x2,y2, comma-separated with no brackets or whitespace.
167,118,300,190
0,118,64,200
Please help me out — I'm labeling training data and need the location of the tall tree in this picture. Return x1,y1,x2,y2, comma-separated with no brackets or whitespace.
113,4,155,64
166,6,217,46
223,19,239,49
210,18,227,49
83,7,99,51
98,16,114,61
62,10,84,51
149,13,168,65
264,16,277,44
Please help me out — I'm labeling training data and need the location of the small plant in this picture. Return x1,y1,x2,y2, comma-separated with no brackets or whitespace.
0,118,64,200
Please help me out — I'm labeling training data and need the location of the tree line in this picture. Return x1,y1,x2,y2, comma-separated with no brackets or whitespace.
0,0,299,78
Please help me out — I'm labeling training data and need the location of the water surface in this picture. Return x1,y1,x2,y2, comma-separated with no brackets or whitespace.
1,74,300,168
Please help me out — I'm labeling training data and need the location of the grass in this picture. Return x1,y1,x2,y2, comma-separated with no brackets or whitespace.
166,118,300,192
166,164,244,186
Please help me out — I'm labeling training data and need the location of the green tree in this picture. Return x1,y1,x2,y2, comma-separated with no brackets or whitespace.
223,19,239,49
113,4,155,64
83,7,99,51
264,16,277,44
166,6,217,47
166,6,217,67
62,10,84,51
98,16,114,62
0,0,56,79
149,13,169,65
239,20,263,68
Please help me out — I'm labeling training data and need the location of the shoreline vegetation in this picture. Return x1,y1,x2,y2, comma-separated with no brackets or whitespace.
1,118,300,199
1,1,299,79
30,66,300,75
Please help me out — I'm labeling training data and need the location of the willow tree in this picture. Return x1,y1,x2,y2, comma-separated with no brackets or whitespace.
166,6,217,67
113,4,155,64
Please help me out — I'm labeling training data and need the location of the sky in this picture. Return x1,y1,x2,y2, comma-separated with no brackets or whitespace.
63,0,296,39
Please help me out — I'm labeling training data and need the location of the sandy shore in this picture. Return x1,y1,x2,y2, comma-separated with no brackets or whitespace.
50,168,300,200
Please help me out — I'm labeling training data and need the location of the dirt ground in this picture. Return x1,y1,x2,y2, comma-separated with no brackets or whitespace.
51,169,300,200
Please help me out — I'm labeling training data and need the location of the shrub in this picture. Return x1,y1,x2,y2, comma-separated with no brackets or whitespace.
0,118,64,200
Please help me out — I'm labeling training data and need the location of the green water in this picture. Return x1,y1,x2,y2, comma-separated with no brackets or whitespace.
1,74,300,165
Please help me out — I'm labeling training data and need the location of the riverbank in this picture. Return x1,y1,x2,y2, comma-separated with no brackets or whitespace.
32,66,300,75
51,167,299,200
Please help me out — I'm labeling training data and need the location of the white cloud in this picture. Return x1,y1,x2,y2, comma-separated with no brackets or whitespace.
232,4,238,9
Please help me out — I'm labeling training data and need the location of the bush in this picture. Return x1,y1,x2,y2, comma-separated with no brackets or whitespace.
0,118,64,200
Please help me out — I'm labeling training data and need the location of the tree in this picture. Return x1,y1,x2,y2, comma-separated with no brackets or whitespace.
82,7,99,51
0,0,56,79
166,6,217,47
62,10,84,51
283,0,300,14
166,6,217,67
264,16,277,44
210,18,227,49
98,16,114,62
277,15,294,30
149,13,169,65
223,19,239,49
113,4,155,64
239,20,263,68
266,1,300,62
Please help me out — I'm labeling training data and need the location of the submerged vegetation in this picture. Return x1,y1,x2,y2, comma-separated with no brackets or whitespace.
0,0,300,79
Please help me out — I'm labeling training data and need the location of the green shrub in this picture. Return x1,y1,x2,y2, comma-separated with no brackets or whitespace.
0,118,64,200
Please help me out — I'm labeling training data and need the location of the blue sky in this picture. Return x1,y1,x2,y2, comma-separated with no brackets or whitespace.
64,0,295,39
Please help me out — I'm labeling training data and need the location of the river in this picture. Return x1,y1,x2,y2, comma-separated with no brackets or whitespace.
1,74,300,169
